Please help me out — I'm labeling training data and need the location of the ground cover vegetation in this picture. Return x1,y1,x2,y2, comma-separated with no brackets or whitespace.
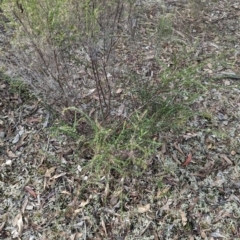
0,0,240,239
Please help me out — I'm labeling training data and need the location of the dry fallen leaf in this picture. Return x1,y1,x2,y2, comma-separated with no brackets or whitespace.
182,132,198,140
7,150,17,158
116,88,123,94
79,199,90,208
221,154,233,165
25,186,37,198
211,231,226,238
157,187,171,198
21,196,28,213
110,190,122,206
101,217,108,236
44,167,57,189
12,213,23,237
0,221,6,232
224,80,230,86
161,199,173,211
161,143,166,154
179,209,187,226
174,142,184,155
182,152,192,166
137,204,150,213
200,230,207,238
117,103,125,116
51,172,66,179
207,143,213,149
83,88,96,98
45,167,56,178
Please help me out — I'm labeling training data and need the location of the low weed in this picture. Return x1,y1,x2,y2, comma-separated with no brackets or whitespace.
50,85,196,182
51,114,158,181
1,0,209,181
0,70,34,100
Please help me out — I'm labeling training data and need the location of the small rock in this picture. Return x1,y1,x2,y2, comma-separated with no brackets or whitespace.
0,131,5,139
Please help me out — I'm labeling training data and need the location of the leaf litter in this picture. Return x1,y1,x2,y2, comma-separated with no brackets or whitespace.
0,0,240,239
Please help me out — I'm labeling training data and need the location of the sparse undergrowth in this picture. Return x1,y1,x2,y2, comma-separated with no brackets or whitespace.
0,0,207,177
0,0,240,239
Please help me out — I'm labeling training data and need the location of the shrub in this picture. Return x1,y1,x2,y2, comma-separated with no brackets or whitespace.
1,0,145,120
